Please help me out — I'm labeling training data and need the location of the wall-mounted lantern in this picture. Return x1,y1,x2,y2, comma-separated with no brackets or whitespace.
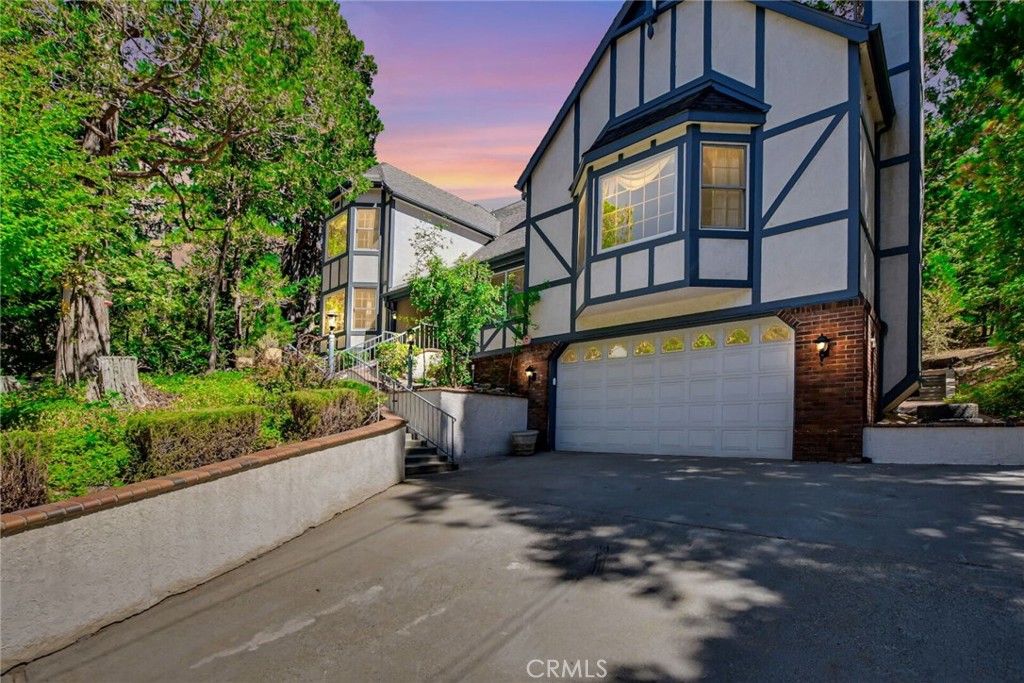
814,333,831,366
326,310,338,334
525,365,537,384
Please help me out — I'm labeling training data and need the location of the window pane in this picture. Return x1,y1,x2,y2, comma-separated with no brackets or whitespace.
634,340,655,355
509,268,524,293
352,288,377,329
662,336,684,352
598,149,676,251
322,290,346,334
725,328,751,345
326,213,348,258
692,333,716,349
354,208,379,250
760,324,792,343
608,343,628,358
702,146,746,187
701,188,746,229
584,346,602,361
562,349,579,363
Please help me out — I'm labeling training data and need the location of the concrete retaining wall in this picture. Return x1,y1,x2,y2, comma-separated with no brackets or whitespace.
0,416,406,669
864,425,1023,465
418,389,528,460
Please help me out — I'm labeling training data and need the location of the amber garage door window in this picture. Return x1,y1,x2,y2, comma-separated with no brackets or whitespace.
355,208,380,250
352,288,377,329
701,145,747,229
326,212,348,258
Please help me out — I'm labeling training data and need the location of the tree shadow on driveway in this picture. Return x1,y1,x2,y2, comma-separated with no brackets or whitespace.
396,453,1024,682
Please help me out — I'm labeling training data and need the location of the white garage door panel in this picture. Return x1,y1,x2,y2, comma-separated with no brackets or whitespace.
555,317,794,458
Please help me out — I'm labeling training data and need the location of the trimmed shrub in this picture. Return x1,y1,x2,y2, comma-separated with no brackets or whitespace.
1,431,51,513
124,406,265,481
285,383,381,441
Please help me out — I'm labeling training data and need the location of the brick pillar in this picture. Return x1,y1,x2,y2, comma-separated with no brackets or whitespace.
778,298,877,462
473,343,559,449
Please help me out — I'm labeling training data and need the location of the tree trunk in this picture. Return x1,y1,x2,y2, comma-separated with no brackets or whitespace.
280,210,324,332
55,275,111,384
207,217,234,371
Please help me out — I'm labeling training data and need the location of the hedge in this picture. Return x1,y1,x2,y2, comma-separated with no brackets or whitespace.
1,431,51,513
285,384,381,441
124,406,265,482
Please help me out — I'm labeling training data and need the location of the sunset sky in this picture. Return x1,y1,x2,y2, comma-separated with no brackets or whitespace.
341,1,622,207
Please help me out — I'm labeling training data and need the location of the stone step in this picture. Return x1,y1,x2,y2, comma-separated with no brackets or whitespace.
405,438,427,449
404,445,437,456
405,462,459,476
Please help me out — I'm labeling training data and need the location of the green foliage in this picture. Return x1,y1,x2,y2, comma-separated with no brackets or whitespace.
408,226,505,386
923,1,1024,360
955,366,1024,422
284,384,381,441
1,431,51,513
124,406,265,482
375,342,420,381
49,422,133,498
144,372,271,410
0,1,381,376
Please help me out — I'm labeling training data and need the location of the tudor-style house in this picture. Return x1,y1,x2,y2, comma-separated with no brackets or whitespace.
320,163,524,348
473,0,923,461
322,0,922,463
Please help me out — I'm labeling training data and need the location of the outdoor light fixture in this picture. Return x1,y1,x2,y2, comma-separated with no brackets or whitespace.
326,310,338,333
525,366,536,384
815,333,831,365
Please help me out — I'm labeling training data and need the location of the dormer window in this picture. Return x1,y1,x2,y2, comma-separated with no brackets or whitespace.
700,144,747,230
598,149,677,252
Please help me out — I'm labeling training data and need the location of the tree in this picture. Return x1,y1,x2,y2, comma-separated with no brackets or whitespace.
923,1,1024,358
0,1,381,378
408,227,505,386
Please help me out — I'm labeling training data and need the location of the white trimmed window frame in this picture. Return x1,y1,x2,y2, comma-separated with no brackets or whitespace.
595,148,679,255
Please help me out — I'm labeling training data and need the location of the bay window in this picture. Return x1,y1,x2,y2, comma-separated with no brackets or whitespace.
598,149,677,252
325,212,348,258
700,144,747,230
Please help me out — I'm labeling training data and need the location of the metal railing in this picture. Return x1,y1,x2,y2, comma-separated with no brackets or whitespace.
320,324,456,462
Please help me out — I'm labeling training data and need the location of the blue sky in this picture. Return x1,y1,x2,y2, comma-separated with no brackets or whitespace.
340,1,623,206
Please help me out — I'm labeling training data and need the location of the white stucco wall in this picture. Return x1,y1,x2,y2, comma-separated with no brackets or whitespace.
615,27,641,116
864,427,1023,466
414,390,528,461
390,202,484,287
674,0,704,87
760,220,847,303
0,422,406,668
711,0,757,88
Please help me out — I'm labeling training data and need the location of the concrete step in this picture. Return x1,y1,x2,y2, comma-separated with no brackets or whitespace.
405,453,448,465
405,438,427,449
404,445,437,456
405,462,459,476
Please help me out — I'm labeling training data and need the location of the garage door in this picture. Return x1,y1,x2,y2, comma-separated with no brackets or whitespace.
555,317,794,458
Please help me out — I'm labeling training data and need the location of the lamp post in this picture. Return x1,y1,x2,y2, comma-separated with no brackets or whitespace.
327,311,338,377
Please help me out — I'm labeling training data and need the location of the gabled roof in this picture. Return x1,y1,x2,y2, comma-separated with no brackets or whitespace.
590,82,768,154
470,225,525,264
365,163,500,237
515,0,892,191
490,199,527,235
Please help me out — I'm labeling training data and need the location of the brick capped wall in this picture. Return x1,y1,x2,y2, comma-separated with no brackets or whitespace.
777,297,879,462
473,343,560,449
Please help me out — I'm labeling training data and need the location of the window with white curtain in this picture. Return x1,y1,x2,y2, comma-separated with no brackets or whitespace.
598,149,677,252
701,144,747,229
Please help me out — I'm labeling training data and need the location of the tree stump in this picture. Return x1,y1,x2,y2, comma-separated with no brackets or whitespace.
0,376,21,394
86,356,148,407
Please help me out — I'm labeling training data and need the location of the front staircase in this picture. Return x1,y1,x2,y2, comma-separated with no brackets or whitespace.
404,428,458,476
322,324,459,477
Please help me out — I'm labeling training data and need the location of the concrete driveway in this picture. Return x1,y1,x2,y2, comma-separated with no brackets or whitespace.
7,453,1023,683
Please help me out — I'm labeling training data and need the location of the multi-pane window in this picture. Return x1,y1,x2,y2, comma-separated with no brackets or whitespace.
491,267,524,293
354,208,380,250
325,212,348,258
322,290,346,334
701,145,747,229
576,191,587,269
598,149,677,252
352,288,377,330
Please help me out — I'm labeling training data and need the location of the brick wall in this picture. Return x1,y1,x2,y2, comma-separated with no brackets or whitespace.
777,297,878,462
473,343,560,449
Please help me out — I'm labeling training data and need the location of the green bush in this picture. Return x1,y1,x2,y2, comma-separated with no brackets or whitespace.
284,383,381,441
48,421,133,498
955,366,1024,421
1,431,51,512
124,406,265,481
375,342,420,381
